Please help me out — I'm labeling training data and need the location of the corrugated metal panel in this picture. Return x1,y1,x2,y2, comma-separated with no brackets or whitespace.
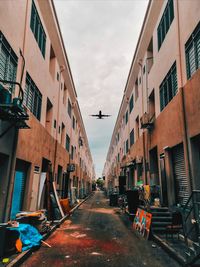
172,144,189,205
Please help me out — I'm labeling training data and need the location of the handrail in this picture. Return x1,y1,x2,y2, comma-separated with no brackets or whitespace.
183,192,194,211
182,190,200,245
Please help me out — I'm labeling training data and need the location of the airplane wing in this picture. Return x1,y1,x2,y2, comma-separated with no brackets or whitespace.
101,114,111,117
90,114,99,117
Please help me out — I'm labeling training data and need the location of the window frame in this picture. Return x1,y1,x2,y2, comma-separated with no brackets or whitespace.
65,134,70,152
157,0,174,50
129,94,134,113
23,72,42,121
159,62,177,111
0,32,18,93
185,21,200,79
30,1,46,58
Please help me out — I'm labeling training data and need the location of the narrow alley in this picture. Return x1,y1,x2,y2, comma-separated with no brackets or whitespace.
22,192,179,267
1,0,200,266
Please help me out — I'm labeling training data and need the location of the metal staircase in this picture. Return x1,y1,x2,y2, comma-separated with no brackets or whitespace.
150,207,172,234
182,190,200,266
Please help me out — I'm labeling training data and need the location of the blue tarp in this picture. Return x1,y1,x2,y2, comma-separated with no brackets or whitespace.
9,223,43,251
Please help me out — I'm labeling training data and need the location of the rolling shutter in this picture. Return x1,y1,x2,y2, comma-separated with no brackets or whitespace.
172,144,189,205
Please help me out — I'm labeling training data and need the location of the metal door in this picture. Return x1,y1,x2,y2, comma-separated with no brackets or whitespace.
172,143,189,205
10,171,25,219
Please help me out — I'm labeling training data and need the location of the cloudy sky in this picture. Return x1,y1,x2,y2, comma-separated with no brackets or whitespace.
54,0,148,178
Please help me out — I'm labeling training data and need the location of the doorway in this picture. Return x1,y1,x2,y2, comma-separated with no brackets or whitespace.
10,159,29,219
159,154,168,206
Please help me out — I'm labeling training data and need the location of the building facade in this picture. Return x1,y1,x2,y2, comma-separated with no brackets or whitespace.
0,0,95,222
104,0,200,207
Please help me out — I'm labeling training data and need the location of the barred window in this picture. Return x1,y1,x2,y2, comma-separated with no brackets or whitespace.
23,73,42,121
30,1,46,58
0,32,18,92
185,21,200,79
157,0,174,50
160,62,177,111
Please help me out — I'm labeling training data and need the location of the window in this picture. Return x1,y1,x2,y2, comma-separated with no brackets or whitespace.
65,134,70,152
117,153,120,162
126,139,129,154
185,21,200,79
71,146,74,160
135,79,139,101
143,65,145,74
130,129,134,147
30,1,46,58
129,95,134,113
57,72,59,81
157,0,174,50
0,32,18,92
54,119,56,129
68,99,72,118
125,110,128,124
136,116,139,140
160,62,177,111
72,116,75,130
23,73,42,121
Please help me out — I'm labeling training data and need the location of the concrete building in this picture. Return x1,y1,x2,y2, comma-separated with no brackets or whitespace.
104,0,200,207
0,0,95,222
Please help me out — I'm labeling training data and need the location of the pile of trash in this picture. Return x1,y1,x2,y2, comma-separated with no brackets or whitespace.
15,210,49,234
0,210,51,263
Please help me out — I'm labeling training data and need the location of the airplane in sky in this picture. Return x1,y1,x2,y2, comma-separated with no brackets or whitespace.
90,110,111,119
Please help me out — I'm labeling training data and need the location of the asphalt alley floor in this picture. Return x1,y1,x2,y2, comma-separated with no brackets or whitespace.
21,191,180,267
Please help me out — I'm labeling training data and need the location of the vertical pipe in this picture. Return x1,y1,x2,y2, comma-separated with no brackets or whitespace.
4,0,29,221
138,61,147,185
176,0,192,192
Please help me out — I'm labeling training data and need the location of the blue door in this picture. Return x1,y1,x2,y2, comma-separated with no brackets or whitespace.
10,171,25,219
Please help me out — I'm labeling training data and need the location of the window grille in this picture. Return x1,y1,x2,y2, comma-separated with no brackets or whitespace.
185,21,200,79
30,1,46,58
0,32,18,93
157,0,174,50
159,62,177,111
23,72,42,120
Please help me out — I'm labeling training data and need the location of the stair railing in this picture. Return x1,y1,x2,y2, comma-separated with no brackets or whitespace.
182,190,200,245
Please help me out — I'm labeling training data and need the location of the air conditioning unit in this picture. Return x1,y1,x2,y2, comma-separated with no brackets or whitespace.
136,155,143,164
140,112,154,129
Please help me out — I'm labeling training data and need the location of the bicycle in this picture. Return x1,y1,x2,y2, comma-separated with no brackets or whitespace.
118,194,127,213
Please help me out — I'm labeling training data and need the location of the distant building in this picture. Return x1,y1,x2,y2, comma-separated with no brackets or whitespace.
104,0,200,207
0,0,95,222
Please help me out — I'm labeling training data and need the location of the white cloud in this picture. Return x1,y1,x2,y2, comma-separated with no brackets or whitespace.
54,0,148,177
